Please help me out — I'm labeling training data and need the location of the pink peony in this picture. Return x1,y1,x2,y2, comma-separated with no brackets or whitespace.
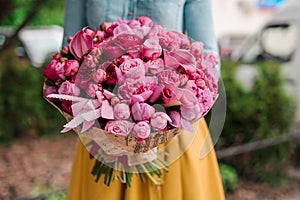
69,28,94,60
119,58,145,79
146,58,164,75
201,52,219,69
42,59,65,81
113,103,131,120
175,88,198,108
142,38,162,60
85,83,101,98
161,87,177,104
190,41,204,60
132,122,151,139
105,120,134,136
58,80,80,96
64,60,79,77
157,69,180,89
198,88,215,113
164,49,196,72
118,76,158,100
84,54,98,69
101,42,124,61
131,102,155,121
169,111,181,128
127,19,142,29
165,31,190,50
150,112,172,131
73,70,92,90
136,16,153,27
43,85,58,100
115,32,143,49
181,104,202,121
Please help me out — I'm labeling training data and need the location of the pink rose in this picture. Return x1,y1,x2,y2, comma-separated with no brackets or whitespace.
131,102,155,121
146,58,164,75
105,120,134,136
142,38,162,60
150,112,172,131
119,58,145,79
92,68,106,83
157,69,180,89
58,80,80,96
69,28,94,60
113,103,131,120
42,59,65,81
64,60,79,77
132,122,151,139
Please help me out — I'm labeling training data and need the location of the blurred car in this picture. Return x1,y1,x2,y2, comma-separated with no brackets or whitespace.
231,0,300,123
0,25,63,67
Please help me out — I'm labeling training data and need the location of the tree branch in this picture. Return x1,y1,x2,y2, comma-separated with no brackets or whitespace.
0,0,48,53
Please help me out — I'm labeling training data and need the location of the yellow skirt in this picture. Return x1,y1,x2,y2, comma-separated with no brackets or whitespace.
67,118,225,200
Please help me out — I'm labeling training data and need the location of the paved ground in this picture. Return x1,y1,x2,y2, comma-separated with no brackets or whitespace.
0,134,299,200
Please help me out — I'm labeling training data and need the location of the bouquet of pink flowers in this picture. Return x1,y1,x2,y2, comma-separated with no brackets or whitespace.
43,16,219,187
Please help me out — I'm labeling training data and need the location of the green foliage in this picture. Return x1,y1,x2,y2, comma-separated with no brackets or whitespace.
35,192,66,200
219,163,238,193
1,0,64,26
0,49,64,143
218,59,296,184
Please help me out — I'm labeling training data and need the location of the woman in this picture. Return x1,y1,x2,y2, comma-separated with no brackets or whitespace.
64,0,225,199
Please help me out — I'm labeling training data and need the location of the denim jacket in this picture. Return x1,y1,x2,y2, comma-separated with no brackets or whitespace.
64,0,219,70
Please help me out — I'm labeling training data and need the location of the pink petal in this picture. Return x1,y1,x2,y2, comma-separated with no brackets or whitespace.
181,118,194,132
149,85,164,103
101,100,114,119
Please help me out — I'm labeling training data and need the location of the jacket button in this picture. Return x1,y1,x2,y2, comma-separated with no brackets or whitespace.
128,11,133,16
